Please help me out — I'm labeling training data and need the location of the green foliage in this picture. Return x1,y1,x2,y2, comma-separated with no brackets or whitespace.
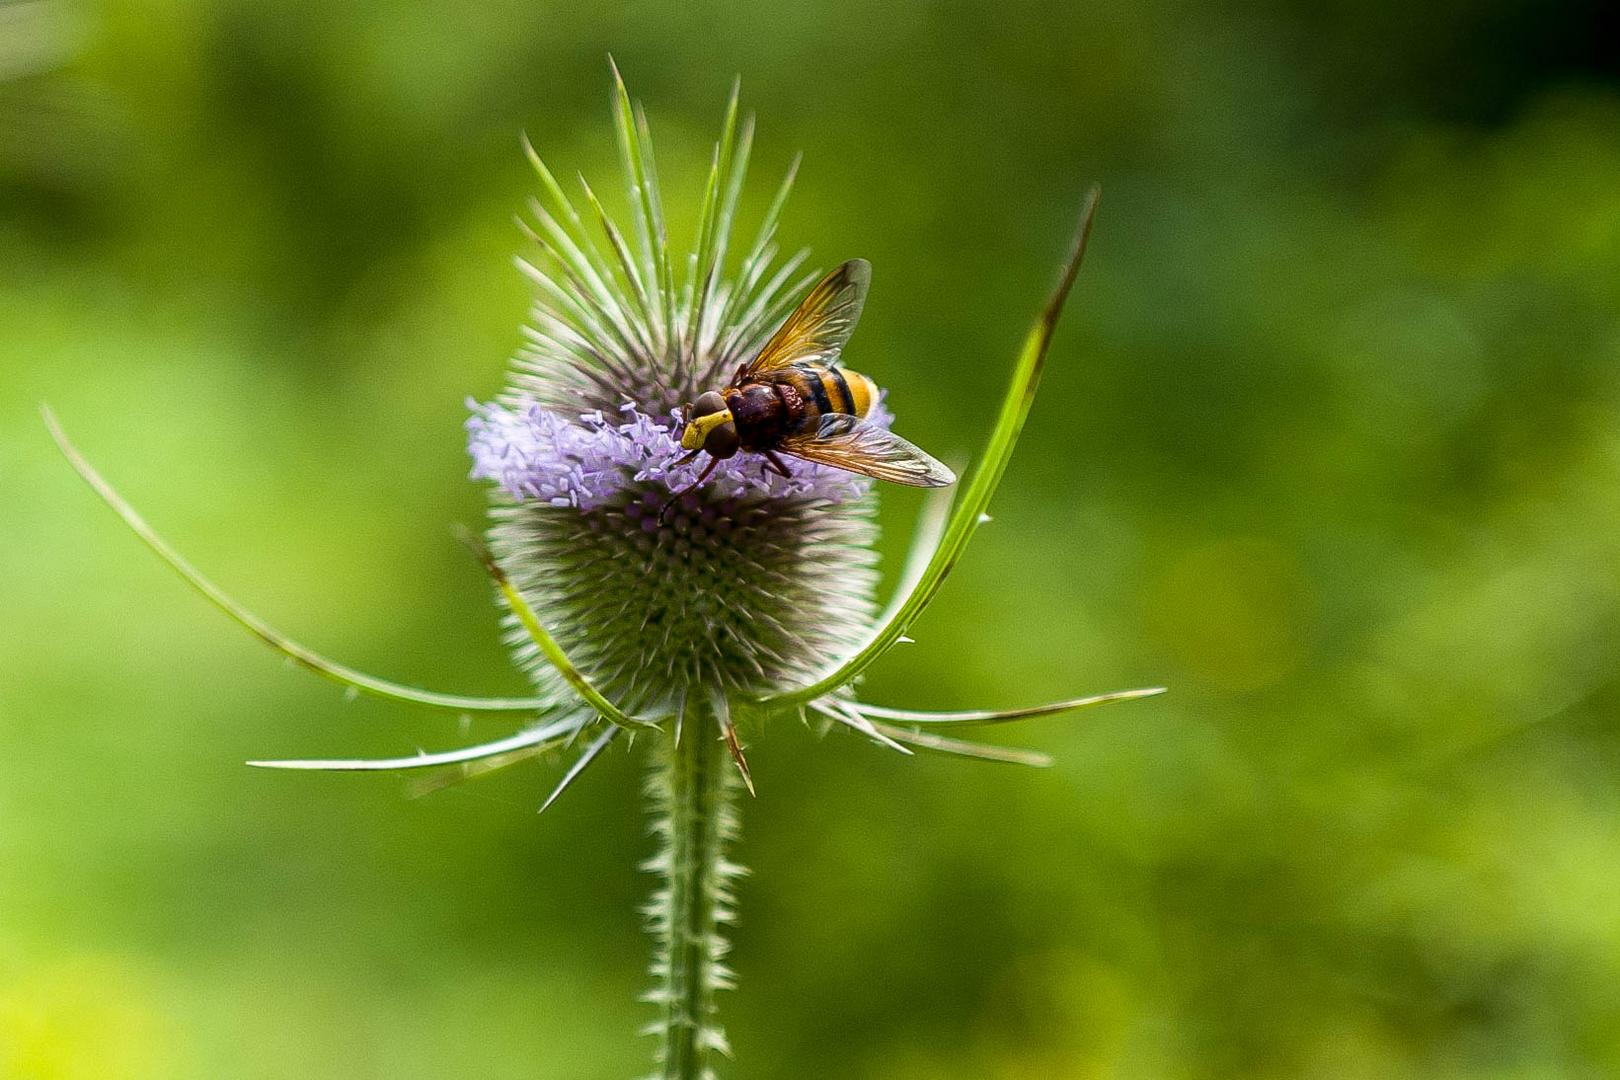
5,0,1620,1077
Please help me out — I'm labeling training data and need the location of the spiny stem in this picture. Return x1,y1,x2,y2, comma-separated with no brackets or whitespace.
644,706,743,1079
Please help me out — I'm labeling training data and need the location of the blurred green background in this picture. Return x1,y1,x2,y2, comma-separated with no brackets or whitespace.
5,0,1620,1076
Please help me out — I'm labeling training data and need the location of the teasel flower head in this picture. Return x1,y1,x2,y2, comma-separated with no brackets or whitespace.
47,64,1163,1080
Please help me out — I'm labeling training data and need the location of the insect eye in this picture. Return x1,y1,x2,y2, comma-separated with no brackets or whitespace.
690,391,727,419
705,422,740,459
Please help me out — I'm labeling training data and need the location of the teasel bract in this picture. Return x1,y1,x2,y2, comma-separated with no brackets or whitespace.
47,65,1163,1080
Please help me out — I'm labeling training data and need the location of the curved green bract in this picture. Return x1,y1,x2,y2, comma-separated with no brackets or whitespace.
247,716,585,771
850,685,1165,726
44,406,550,714
761,186,1102,711
867,722,1055,767
458,530,662,733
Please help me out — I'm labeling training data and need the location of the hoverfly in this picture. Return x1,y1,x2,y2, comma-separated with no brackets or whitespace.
668,258,956,511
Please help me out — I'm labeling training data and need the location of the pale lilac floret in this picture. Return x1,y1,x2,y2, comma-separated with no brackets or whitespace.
467,397,893,510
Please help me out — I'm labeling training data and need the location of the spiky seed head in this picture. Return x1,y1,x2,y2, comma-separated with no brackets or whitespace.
468,89,891,721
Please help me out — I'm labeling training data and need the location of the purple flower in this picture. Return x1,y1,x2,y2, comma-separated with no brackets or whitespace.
466,397,894,510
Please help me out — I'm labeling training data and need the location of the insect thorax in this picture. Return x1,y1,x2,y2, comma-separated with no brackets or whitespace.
726,383,799,451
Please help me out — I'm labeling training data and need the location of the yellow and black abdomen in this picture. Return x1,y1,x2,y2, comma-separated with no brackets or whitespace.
777,364,877,422
730,365,880,451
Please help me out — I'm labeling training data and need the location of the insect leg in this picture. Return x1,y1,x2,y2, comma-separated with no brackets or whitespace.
764,450,793,478
658,456,719,524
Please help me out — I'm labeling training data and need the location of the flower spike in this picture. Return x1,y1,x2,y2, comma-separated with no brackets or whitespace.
538,725,620,814
43,405,548,714
711,692,756,797
609,57,676,351
761,185,1103,710
520,134,654,364
683,77,745,365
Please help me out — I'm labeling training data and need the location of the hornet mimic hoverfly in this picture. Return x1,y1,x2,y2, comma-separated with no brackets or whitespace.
668,259,956,511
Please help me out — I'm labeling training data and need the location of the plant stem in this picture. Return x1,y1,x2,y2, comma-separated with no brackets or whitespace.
645,710,742,1079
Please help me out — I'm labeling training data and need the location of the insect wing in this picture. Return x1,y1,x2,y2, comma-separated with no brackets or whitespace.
778,413,956,488
740,259,870,378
